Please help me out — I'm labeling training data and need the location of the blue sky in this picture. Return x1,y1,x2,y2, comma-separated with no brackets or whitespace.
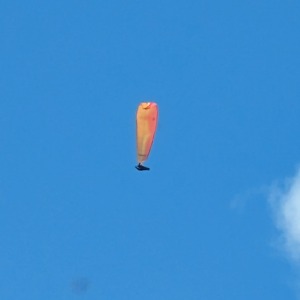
1,0,300,299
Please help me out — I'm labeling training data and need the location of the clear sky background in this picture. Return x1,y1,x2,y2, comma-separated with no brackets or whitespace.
1,0,300,299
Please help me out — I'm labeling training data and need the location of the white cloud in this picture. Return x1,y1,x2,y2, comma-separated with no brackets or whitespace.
269,167,300,263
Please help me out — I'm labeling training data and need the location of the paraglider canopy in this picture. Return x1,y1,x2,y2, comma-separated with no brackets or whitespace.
135,102,158,171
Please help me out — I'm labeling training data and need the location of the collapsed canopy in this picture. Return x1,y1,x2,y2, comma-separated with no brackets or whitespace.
136,102,158,165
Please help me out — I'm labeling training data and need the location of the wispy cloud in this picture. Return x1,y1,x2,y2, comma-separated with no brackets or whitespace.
269,167,300,263
230,187,265,213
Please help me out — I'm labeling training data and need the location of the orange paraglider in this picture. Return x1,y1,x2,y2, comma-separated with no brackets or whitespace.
135,102,158,171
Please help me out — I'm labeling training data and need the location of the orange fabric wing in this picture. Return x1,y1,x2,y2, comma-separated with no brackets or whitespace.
136,102,158,163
